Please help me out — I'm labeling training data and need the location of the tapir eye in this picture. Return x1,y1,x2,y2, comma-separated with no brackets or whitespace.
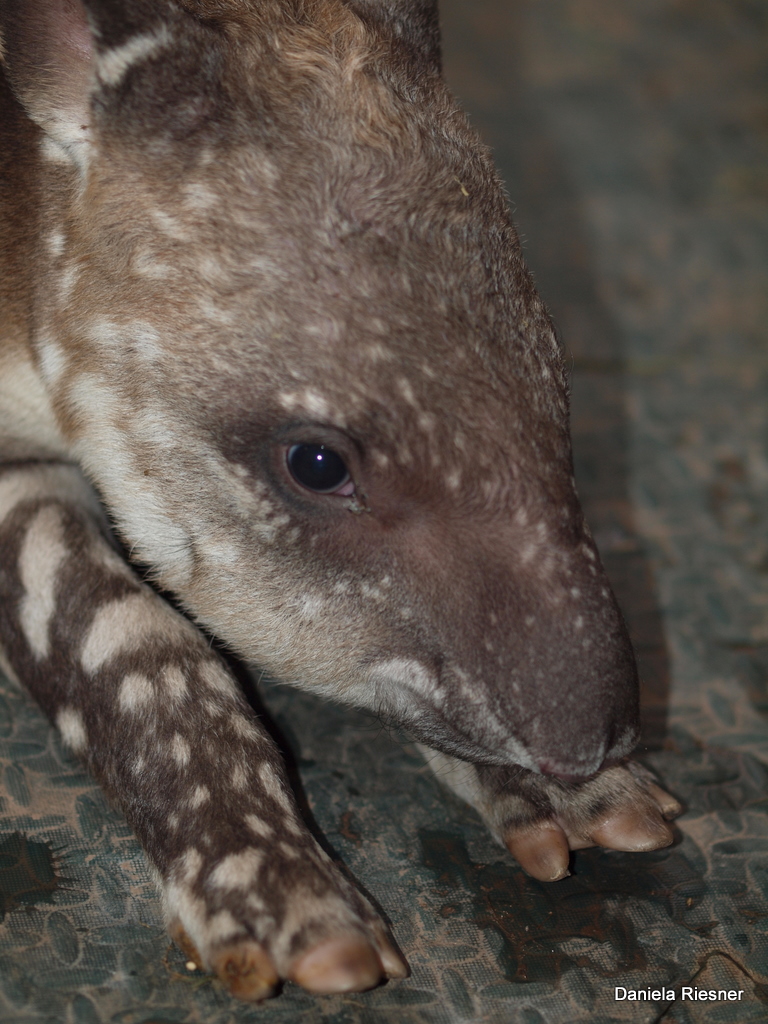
287,443,352,494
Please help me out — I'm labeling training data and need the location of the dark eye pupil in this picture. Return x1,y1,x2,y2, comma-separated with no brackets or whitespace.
287,444,350,493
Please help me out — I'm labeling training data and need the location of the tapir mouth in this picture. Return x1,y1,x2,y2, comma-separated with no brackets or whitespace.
364,661,539,768
536,759,602,783
537,753,626,784
364,655,639,775
531,718,639,781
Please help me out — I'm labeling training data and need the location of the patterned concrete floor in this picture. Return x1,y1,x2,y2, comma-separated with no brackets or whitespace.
1,1,767,1022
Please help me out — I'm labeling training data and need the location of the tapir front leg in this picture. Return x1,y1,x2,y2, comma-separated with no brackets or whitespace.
0,463,407,999
421,747,681,881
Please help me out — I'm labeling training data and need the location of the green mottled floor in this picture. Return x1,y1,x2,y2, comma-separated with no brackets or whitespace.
1,1,767,1022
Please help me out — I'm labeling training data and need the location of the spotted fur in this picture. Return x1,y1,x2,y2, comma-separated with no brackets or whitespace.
0,0,679,1001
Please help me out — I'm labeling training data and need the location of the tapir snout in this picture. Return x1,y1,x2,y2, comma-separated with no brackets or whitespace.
359,495,640,779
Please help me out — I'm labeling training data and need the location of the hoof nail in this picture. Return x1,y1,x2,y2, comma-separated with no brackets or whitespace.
591,809,675,852
212,941,279,1002
505,823,571,882
648,783,683,820
372,930,410,979
290,936,384,994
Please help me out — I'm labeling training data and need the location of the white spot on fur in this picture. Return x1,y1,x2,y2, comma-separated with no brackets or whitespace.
39,137,73,165
298,594,325,620
163,664,188,703
38,334,69,387
210,848,263,890
230,715,261,741
199,661,237,697
182,182,219,211
245,815,273,840
81,593,180,674
397,378,417,406
118,672,154,712
47,229,65,257
188,785,210,808
175,847,203,886
97,28,174,87
257,765,295,814
202,698,224,719
245,891,266,913
205,909,244,945
364,342,391,362
130,324,164,364
277,389,330,418
519,543,537,565
57,707,87,754
18,505,68,659
58,263,79,303
231,763,248,790
148,207,190,242
574,616,584,630
171,734,191,767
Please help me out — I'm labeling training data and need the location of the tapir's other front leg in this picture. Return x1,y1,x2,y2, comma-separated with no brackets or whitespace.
0,463,407,1000
420,747,681,882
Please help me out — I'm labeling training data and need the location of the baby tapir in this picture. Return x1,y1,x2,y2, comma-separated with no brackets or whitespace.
0,0,680,1002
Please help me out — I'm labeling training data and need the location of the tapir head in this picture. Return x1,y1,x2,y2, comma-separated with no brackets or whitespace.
4,0,639,778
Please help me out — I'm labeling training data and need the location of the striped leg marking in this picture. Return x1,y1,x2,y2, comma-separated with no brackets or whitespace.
0,463,407,999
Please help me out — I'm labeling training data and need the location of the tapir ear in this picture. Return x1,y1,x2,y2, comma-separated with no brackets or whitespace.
0,0,95,159
343,0,441,72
